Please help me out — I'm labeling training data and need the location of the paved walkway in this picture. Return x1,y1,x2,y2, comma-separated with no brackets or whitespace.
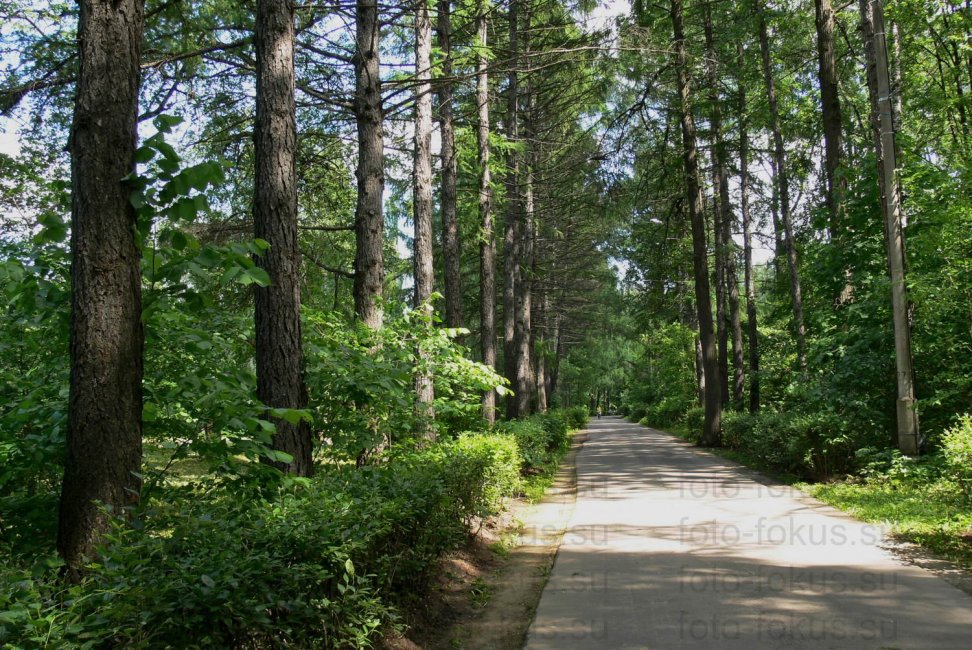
525,416,972,649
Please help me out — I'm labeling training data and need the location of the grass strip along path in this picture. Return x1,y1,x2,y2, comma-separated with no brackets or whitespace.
525,416,972,649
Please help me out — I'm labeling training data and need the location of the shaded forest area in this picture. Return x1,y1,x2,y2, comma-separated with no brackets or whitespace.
1,0,971,646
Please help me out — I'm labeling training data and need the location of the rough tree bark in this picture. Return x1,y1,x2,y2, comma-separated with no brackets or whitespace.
671,0,721,445
860,0,920,455
59,0,146,572
738,44,760,413
503,0,521,419
353,0,384,329
476,0,497,423
535,285,549,413
254,0,313,476
413,0,435,437
515,10,535,417
758,4,807,371
815,0,846,235
704,4,744,407
436,0,462,329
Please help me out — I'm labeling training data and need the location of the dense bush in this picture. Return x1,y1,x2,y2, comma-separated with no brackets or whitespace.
942,414,972,500
562,406,590,431
0,434,523,649
682,406,704,439
717,408,884,479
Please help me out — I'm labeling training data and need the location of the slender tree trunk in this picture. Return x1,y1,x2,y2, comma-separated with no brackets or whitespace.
549,318,563,401
713,193,729,408
738,48,760,413
254,0,312,476
671,0,721,446
353,0,384,329
59,0,146,572
769,155,784,278
503,0,521,419
437,0,462,329
758,5,807,370
535,287,548,413
814,0,846,235
860,0,920,455
704,4,744,407
413,0,436,438
515,22,535,417
476,0,497,424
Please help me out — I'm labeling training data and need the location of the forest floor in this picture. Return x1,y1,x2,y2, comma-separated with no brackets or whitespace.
524,417,972,649
385,431,588,650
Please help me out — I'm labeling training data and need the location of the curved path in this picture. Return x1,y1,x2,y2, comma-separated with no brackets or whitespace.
524,416,972,649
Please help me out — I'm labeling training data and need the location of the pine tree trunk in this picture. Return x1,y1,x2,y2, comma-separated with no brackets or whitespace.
671,0,721,446
413,0,436,438
815,0,846,234
503,0,521,419
254,0,313,476
476,0,497,424
437,0,462,329
860,0,920,455
738,48,760,413
713,192,730,408
515,15,535,417
758,5,807,371
704,4,743,407
59,0,146,572
353,0,384,329
535,287,548,413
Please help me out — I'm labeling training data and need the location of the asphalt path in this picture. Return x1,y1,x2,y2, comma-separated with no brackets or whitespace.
524,416,972,649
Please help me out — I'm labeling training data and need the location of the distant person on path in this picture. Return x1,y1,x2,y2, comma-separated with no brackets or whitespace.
597,406,602,420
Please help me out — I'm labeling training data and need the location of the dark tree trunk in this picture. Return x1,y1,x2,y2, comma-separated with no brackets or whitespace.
671,0,721,446
534,287,548,413
815,0,846,235
59,0,146,571
475,0,497,424
549,316,564,401
353,0,384,329
738,48,760,413
503,0,521,419
759,5,807,371
414,0,435,437
476,0,497,423
704,3,740,407
437,0,462,329
254,0,313,476
713,193,729,408
515,27,535,417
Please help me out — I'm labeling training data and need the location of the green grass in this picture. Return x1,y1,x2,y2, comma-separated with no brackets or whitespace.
520,435,573,503
798,478,972,568
650,419,972,569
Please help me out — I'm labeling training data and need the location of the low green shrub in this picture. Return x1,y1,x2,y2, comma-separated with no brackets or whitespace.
717,409,880,478
942,414,972,500
683,406,704,440
629,405,647,422
562,406,589,431
642,395,693,429
720,410,756,449
537,412,570,452
496,416,559,470
0,434,523,649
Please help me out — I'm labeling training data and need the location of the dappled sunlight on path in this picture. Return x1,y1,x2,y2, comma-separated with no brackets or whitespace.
525,417,972,649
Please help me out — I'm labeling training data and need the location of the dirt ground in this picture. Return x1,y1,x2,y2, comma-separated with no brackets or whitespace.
384,433,587,650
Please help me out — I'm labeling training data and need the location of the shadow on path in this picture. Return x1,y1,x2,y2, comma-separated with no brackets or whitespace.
524,416,972,649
